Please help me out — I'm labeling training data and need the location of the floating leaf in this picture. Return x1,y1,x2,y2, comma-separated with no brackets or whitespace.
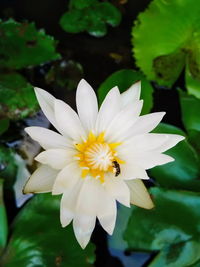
60,2,121,37
1,194,95,266
150,123,200,191
185,63,200,100
0,19,60,69
149,240,200,267
0,72,38,119
132,0,200,93
124,187,200,266
179,91,200,153
0,179,8,253
98,69,153,114
179,91,200,132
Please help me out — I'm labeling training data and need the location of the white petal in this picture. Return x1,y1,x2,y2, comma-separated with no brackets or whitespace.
135,152,174,169
60,180,83,227
25,127,71,150
105,100,143,142
126,179,154,209
97,189,117,235
120,162,149,180
73,215,96,249
72,179,100,248
23,164,58,194
121,81,141,107
54,99,86,142
76,79,98,132
95,86,121,134
104,176,130,207
124,112,166,140
34,87,59,130
52,162,80,195
156,134,185,152
123,133,184,154
35,148,76,170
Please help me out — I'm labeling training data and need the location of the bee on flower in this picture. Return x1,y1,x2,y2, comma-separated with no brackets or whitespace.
23,79,184,248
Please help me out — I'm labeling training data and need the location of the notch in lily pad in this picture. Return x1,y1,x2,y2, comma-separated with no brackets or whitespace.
132,0,200,99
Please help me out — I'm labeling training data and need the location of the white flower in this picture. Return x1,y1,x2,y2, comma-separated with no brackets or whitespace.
23,79,184,248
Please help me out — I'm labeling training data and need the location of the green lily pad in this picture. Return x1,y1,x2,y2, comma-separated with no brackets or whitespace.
0,179,8,254
0,19,60,69
179,91,200,153
149,240,200,267
150,123,200,191
179,91,200,132
98,69,153,114
124,187,200,266
132,0,200,93
0,72,38,119
1,194,95,266
60,1,121,37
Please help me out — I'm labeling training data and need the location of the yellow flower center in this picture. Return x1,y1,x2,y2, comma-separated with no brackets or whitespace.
75,132,125,183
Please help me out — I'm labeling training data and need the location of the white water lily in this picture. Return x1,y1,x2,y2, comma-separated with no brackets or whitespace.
24,79,184,248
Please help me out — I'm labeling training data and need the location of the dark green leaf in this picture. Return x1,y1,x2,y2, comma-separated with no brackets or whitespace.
2,194,95,266
0,72,38,119
179,91,200,132
0,19,60,69
98,69,153,114
124,188,200,266
97,2,121,27
60,2,121,37
0,119,9,136
60,9,89,33
185,63,200,100
150,123,200,191
0,179,8,253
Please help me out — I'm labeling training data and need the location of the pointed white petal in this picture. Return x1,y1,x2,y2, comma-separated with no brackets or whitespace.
135,152,174,169
76,79,98,132
121,81,141,107
73,215,96,249
95,86,121,134
105,100,143,142
97,188,117,235
23,164,58,194
54,99,86,141
124,112,166,140
52,162,80,195
34,87,59,130
104,176,130,207
25,127,71,150
60,180,83,227
122,133,184,154
72,179,101,248
126,179,154,209
156,134,185,152
35,148,76,170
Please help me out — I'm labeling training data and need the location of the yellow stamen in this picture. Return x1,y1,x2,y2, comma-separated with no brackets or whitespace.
75,131,125,183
